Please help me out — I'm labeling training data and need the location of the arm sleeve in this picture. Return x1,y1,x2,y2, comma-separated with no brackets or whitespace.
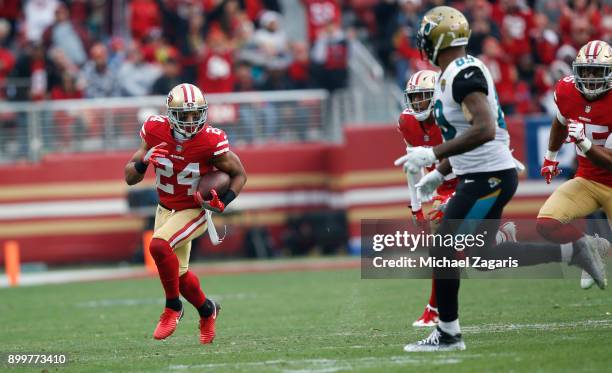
139,117,159,146
452,66,489,104
553,88,567,126
212,128,230,157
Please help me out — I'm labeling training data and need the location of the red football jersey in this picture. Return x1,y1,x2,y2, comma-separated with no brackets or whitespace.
554,76,612,187
302,0,341,43
140,115,230,210
397,110,457,196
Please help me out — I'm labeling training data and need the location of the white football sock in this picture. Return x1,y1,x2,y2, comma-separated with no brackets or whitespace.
439,319,461,335
560,242,574,263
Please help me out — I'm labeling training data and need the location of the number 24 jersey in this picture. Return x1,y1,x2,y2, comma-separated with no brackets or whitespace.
140,115,229,210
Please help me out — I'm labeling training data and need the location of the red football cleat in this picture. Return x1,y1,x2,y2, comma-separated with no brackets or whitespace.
412,304,439,327
153,307,184,340
199,300,221,344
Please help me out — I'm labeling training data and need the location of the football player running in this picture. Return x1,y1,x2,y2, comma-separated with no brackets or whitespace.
398,69,517,327
124,83,247,344
396,6,607,352
537,40,612,289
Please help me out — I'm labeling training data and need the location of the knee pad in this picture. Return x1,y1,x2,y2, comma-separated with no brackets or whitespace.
149,238,173,262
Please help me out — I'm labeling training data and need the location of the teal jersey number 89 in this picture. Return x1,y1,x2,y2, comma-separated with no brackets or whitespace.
433,99,456,141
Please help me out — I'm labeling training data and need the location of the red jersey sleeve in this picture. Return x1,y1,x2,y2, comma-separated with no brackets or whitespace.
397,110,414,146
197,126,230,161
553,76,574,125
140,115,170,147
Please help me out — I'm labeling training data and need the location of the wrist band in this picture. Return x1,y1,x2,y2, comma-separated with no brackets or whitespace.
220,190,237,206
576,138,592,153
134,160,148,174
545,150,558,161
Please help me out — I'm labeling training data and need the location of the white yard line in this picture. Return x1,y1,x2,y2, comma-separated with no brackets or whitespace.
169,355,469,372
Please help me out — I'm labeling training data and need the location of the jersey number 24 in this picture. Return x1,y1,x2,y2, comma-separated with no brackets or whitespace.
155,159,200,196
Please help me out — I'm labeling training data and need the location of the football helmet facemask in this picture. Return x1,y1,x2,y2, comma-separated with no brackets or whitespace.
573,40,612,100
404,69,437,121
167,83,208,138
416,6,471,66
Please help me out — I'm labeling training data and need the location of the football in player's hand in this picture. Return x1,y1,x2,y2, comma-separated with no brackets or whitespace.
197,170,230,200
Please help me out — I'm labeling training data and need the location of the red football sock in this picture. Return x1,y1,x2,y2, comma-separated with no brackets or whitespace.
536,217,583,244
428,277,437,308
179,270,206,309
149,238,180,299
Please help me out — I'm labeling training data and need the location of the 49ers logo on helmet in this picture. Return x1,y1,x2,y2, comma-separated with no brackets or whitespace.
167,93,173,105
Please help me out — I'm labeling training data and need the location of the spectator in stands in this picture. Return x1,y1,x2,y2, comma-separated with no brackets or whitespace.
117,42,162,97
466,0,501,56
79,43,120,98
47,47,79,95
493,0,534,64
206,0,245,41
251,11,290,68
0,0,20,45
141,29,179,65
392,0,431,87
43,3,87,67
24,0,60,43
530,12,559,65
151,57,182,95
535,0,563,24
178,12,206,84
373,0,400,71
234,61,257,91
479,36,517,114
7,43,36,101
559,0,602,43
567,16,596,49
287,41,311,89
302,0,341,44
154,0,197,47
311,18,349,92
50,71,82,100
76,0,110,41
603,12,612,44
260,62,293,91
129,0,161,41
0,20,15,98
197,29,235,93
108,37,127,72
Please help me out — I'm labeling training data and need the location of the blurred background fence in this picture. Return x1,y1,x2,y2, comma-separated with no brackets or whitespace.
0,89,334,163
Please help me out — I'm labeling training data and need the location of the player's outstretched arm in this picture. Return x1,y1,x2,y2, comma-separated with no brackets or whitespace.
432,91,496,159
211,150,247,198
124,140,149,186
547,116,567,155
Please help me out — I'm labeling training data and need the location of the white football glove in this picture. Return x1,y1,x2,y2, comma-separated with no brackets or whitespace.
394,146,437,174
415,169,444,203
567,120,592,152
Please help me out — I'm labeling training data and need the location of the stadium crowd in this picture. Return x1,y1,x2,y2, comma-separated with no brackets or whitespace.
0,0,610,116
0,0,350,102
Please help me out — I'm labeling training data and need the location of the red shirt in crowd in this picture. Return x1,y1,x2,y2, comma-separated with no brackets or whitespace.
129,0,161,40
197,49,235,93
302,0,341,43
492,4,534,62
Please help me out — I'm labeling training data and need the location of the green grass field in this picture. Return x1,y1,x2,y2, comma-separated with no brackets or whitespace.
1,265,611,372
